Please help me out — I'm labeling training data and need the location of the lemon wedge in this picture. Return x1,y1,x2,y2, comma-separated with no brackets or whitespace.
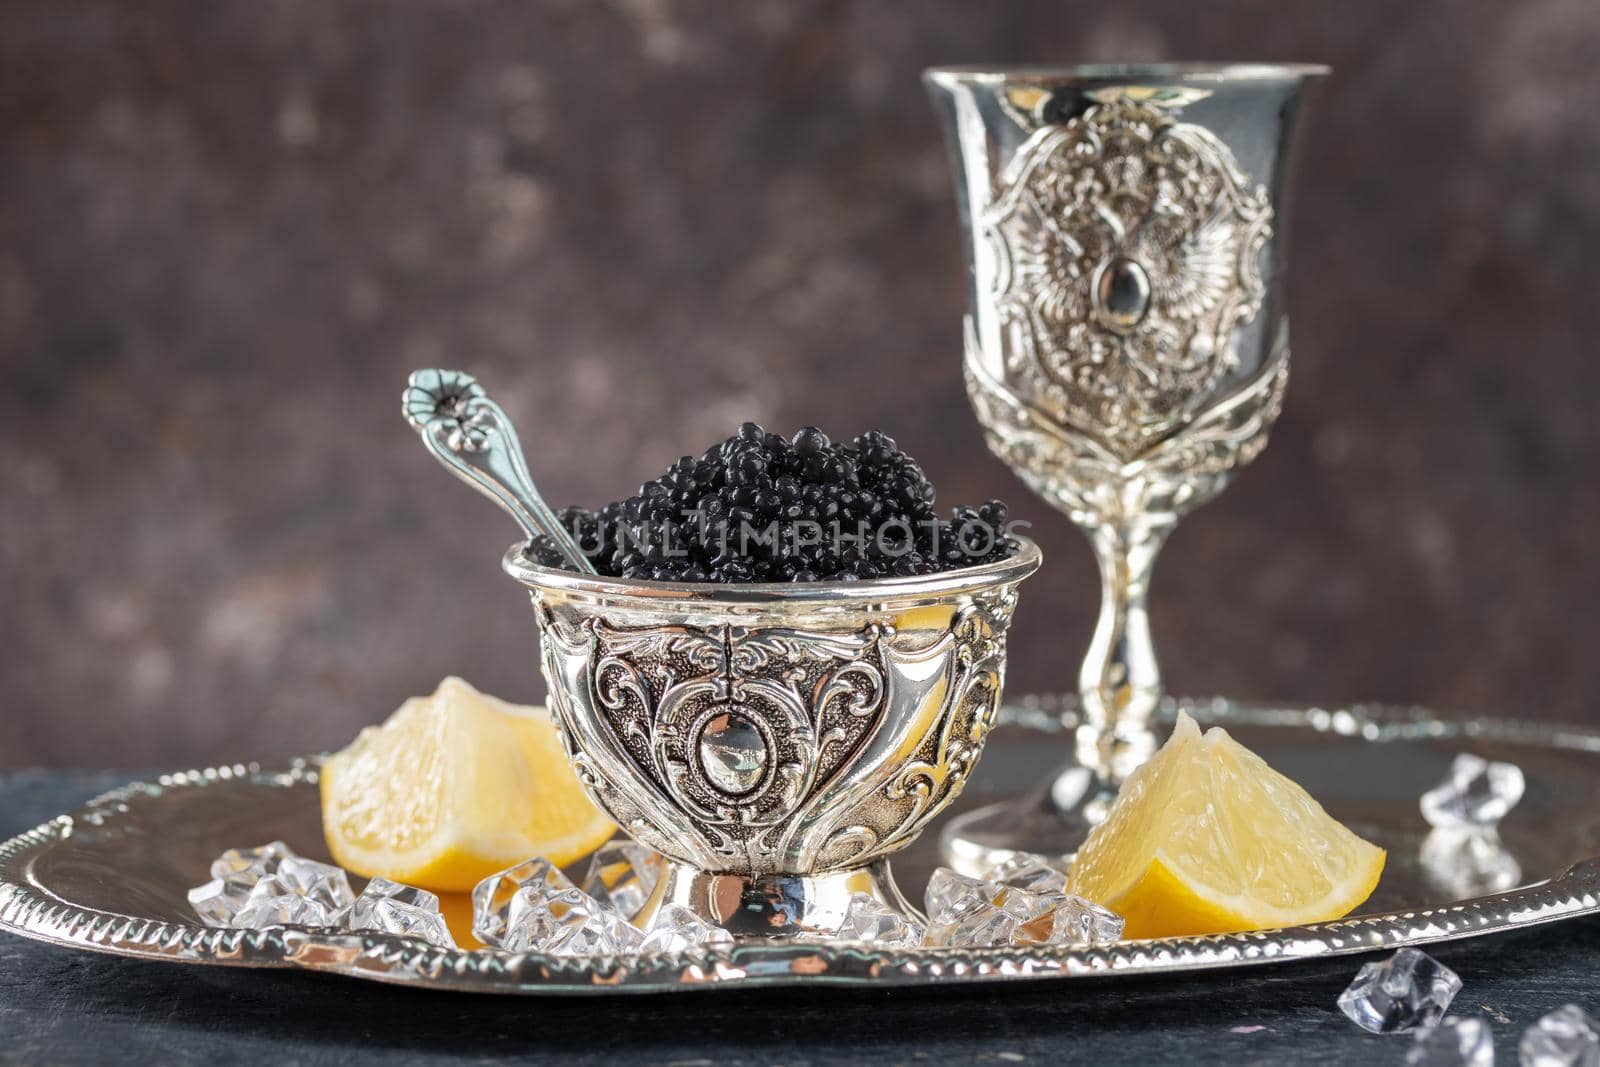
1068,710,1385,939
320,677,617,892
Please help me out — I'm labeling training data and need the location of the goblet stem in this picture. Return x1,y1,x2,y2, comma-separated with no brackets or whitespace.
938,516,1176,877
1075,517,1173,784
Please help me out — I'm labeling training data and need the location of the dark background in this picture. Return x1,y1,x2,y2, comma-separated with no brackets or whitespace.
4,0,1598,769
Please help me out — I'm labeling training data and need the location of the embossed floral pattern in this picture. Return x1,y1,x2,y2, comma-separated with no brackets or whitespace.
402,368,495,452
536,595,1017,877
985,93,1273,458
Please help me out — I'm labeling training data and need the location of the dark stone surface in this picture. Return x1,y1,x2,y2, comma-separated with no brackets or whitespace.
3,769,1600,1065
4,1,1600,768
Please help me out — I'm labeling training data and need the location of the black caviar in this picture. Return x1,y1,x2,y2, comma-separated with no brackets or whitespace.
527,423,1019,583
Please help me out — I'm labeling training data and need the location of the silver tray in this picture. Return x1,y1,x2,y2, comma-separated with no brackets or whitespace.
3,697,1599,995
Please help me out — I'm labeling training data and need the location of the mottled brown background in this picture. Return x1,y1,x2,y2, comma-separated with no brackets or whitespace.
4,0,1599,769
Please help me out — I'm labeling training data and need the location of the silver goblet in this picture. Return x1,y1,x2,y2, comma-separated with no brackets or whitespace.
924,64,1328,866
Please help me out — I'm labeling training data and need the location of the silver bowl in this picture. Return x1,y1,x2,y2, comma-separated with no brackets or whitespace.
503,540,1042,938
401,367,1043,939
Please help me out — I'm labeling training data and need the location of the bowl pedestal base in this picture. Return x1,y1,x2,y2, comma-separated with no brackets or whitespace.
633,858,920,941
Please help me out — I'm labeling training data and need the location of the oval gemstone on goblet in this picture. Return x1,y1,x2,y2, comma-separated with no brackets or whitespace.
698,710,768,796
1092,255,1152,333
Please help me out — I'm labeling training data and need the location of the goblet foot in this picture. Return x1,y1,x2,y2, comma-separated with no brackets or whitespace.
939,765,1112,876
940,724,1164,875
633,858,920,941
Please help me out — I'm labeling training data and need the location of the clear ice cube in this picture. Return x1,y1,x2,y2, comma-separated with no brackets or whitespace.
500,886,557,951
833,892,925,949
998,888,1123,947
230,857,354,930
188,841,298,928
471,857,575,946
370,898,456,948
277,857,355,910
1338,948,1463,1033
924,900,1016,948
637,903,734,955
995,885,1056,930
921,866,1123,949
1520,1004,1600,1067
187,879,241,927
1406,1016,1494,1067
581,840,664,921
985,852,1069,894
211,841,295,882
925,868,994,917
337,876,445,941
922,867,1015,947
498,885,643,957
232,883,332,928
1058,896,1125,947
1421,753,1526,831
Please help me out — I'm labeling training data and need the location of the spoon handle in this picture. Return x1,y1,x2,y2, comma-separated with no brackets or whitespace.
402,368,597,574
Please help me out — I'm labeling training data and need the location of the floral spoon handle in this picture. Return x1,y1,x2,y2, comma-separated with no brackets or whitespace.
402,368,596,574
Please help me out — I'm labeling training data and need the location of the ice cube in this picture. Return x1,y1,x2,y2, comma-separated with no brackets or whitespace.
276,857,355,911
932,904,1018,946
637,903,733,954
370,898,456,948
1058,895,1125,947
498,885,643,957
1421,753,1525,832
924,867,994,917
211,841,295,882
1007,890,1123,947
471,857,575,946
833,892,924,949
230,857,354,930
919,865,1126,949
1338,948,1463,1033
922,867,1013,947
581,840,664,921
232,882,333,928
187,879,242,927
1520,1004,1600,1067
923,901,1016,948
188,841,298,928
1405,1016,1493,1067
985,852,1069,894
499,886,557,951
338,876,440,930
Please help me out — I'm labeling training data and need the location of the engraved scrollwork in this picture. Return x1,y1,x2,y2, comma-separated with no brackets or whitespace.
538,609,897,873
983,91,1274,460
801,601,1011,871
534,593,1023,876
966,328,1289,526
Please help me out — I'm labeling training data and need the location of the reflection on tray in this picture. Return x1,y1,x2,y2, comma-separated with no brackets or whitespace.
1419,829,1523,900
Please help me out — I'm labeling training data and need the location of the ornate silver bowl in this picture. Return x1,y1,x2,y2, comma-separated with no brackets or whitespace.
402,367,1042,938
504,540,1040,938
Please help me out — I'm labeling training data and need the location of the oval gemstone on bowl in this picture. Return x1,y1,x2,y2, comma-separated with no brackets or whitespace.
699,710,768,795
